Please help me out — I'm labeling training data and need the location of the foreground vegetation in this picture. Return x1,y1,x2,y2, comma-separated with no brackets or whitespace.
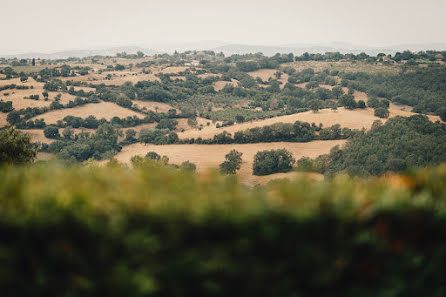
0,161,446,296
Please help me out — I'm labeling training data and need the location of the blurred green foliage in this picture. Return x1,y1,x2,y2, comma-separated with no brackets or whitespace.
0,162,446,296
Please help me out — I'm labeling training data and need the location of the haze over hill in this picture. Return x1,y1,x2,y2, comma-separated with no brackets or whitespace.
3,42,446,59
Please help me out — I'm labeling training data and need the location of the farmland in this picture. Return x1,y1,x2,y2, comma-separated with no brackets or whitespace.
1,49,445,184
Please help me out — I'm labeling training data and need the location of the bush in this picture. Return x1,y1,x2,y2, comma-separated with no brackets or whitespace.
253,149,295,175
1,163,446,296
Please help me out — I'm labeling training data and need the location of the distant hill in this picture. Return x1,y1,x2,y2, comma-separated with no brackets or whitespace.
212,42,446,56
2,42,446,59
1,46,159,59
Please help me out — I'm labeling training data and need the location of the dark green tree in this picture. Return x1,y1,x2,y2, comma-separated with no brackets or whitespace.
0,127,36,165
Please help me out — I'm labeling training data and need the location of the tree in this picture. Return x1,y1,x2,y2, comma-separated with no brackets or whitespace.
156,118,178,130
332,86,344,99
124,129,137,143
62,127,74,140
44,126,60,139
6,110,21,125
137,51,144,58
308,99,322,112
20,72,28,82
235,115,245,123
253,149,295,176
116,96,132,108
0,100,13,113
180,161,196,172
42,92,49,100
220,149,243,175
339,94,357,109
32,58,36,66
439,107,446,122
145,151,161,160
357,100,366,109
374,107,389,118
0,127,36,165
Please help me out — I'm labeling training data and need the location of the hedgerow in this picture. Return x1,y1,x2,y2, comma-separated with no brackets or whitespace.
0,162,446,296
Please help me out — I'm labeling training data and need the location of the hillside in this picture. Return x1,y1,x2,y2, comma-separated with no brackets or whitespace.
1,49,445,184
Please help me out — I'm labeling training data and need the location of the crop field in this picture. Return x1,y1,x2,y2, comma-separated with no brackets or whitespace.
114,140,346,185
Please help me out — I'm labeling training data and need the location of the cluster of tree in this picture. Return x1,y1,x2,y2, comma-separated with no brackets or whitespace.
0,100,13,113
294,50,445,63
219,150,243,174
139,128,179,145
6,96,100,127
0,84,30,92
131,151,196,172
301,115,446,176
342,66,446,117
185,121,356,145
253,149,295,175
41,123,121,161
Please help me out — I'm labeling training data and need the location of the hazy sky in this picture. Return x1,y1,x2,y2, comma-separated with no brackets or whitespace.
1,0,445,54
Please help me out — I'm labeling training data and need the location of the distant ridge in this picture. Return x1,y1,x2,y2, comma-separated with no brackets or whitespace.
1,46,159,59
2,42,446,59
212,42,446,56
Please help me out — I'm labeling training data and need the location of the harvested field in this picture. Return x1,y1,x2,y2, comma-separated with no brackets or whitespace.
132,100,178,113
177,108,379,139
160,66,189,74
6,90,78,109
282,61,399,74
248,69,278,81
114,140,346,185
0,113,7,127
31,101,145,124
177,107,441,140
176,117,213,131
213,79,238,91
21,129,55,144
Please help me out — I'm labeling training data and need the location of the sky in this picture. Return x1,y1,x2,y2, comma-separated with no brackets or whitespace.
1,0,445,54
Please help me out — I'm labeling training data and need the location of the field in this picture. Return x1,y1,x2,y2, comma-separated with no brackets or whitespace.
1,50,444,185
114,140,346,185
282,60,400,74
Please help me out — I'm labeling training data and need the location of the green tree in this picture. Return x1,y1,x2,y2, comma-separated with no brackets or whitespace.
44,126,60,139
220,149,243,175
374,107,389,118
6,110,21,125
180,161,196,172
253,149,295,176
332,86,344,99
146,151,161,160
0,127,36,165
